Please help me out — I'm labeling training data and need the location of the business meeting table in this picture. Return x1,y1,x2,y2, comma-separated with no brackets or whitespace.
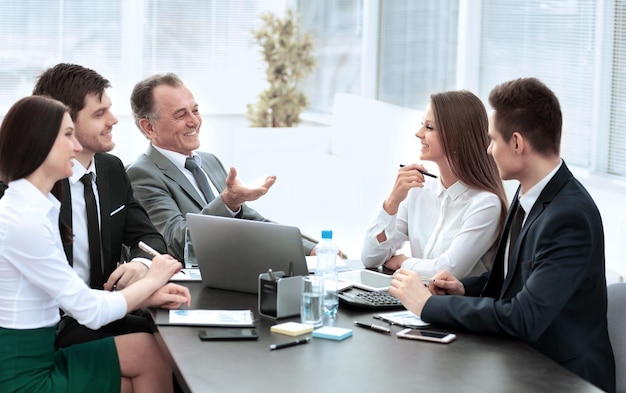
150,282,603,393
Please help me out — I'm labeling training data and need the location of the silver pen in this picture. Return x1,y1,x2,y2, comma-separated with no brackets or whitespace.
138,241,160,257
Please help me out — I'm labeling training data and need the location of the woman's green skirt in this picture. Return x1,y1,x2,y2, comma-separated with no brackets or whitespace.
0,325,121,393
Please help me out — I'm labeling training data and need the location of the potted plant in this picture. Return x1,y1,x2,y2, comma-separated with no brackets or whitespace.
246,8,317,128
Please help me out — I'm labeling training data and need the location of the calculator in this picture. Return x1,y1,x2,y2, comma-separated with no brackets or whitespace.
338,288,405,310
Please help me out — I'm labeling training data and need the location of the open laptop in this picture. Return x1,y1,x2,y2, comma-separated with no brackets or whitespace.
186,213,309,294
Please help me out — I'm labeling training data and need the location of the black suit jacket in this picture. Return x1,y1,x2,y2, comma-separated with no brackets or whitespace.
421,163,616,393
61,153,168,287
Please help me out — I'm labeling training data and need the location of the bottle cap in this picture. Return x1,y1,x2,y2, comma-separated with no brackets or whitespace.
321,230,333,239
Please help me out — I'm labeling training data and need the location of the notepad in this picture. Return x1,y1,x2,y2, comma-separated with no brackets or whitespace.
160,309,255,327
312,326,353,341
373,310,430,328
270,322,315,336
170,268,202,282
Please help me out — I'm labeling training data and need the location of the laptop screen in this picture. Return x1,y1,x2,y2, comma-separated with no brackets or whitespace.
186,213,309,294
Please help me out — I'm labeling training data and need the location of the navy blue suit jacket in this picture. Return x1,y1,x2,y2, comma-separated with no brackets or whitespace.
422,163,615,392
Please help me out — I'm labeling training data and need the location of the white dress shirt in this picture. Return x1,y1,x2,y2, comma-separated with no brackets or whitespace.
0,179,126,329
361,180,502,279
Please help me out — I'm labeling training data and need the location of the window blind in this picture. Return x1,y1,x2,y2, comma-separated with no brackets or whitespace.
608,0,626,176
298,0,363,114
478,0,596,169
378,0,459,111
143,0,265,113
0,0,123,114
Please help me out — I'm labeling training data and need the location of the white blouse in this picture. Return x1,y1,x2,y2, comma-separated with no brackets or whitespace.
0,179,126,330
361,180,502,279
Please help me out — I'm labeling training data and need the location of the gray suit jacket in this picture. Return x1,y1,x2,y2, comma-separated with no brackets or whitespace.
127,145,315,261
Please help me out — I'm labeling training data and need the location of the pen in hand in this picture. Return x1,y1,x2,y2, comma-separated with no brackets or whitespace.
270,337,311,351
138,241,186,275
399,164,438,179
138,241,160,257
353,321,391,334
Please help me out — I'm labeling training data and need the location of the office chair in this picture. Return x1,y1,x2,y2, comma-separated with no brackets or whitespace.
607,282,626,393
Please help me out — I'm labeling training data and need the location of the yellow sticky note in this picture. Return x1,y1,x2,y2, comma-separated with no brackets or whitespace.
270,322,315,336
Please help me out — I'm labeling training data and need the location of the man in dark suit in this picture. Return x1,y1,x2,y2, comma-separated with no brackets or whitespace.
389,77,616,393
126,73,316,262
32,63,170,348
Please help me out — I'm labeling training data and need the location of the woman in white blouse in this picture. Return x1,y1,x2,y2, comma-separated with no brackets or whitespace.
361,90,508,280
0,95,191,393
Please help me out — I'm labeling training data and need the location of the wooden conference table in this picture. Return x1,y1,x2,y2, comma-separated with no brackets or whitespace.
150,282,602,393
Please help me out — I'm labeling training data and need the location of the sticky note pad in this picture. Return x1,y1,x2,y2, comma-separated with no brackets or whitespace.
270,322,315,336
312,326,353,341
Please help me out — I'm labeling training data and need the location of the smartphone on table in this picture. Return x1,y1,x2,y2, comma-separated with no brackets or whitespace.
396,328,456,344
198,328,259,341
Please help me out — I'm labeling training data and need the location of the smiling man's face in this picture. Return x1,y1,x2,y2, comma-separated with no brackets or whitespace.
147,84,202,156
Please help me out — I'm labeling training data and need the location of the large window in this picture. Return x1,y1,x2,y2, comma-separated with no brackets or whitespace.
478,1,596,169
0,0,625,178
378,0,459,110
0,1,124,112
298,0,363,114
141,0,266,113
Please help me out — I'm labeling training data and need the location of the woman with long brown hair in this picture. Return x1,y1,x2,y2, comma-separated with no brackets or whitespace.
362,90,507,280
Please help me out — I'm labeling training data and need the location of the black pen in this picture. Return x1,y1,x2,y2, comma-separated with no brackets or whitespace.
399,164,438,179
269,337,311,351
353,321,391,334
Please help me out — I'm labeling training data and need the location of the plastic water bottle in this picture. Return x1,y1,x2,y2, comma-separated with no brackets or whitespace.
315,230,339,318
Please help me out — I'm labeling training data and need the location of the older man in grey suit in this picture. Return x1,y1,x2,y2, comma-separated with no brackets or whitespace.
126,73,316,262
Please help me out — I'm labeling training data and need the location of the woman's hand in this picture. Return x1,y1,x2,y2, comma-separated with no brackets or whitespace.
145,254,183,288
146,283,192,309
383,164,429,215
383,254,409,271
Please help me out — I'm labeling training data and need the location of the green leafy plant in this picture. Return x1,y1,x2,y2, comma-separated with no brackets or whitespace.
246,9,316,128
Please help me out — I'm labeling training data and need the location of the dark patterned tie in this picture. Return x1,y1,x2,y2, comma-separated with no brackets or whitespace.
80,173,104,289
507,201,525,273
185,157,215,203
